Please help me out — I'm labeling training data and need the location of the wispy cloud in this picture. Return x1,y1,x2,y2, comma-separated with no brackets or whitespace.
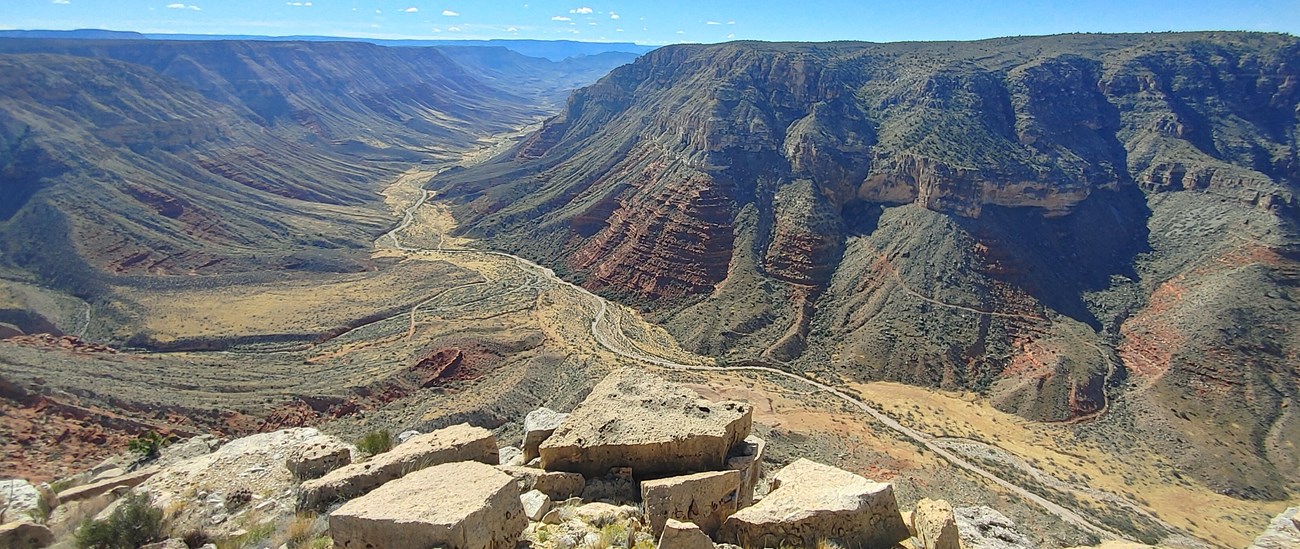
706,21,721,25
551,16,571,21
442,9,459,16
286,1,312,6
400,7,418,12
166,3,201,10
569,7,593,14
609,12,620,19
51,0,70,5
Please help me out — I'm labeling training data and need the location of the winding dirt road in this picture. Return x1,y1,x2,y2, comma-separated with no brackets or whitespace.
377,166,1131,543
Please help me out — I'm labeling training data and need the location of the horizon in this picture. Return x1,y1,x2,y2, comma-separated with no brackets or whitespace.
3,0,1299,46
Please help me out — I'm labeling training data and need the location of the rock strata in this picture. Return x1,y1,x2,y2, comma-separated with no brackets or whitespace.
329,461,526,549
718,458,909,548
299,423,496,510
540,369,752,478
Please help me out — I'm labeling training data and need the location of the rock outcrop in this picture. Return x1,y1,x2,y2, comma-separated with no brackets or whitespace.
640,469,741,537
495,466,586,501
955,506,1033,549
657,519,716,549
0,521,53,549
56,468,156,504
719,458,909,548
522,407,567,463
299,423,496,510
914,498,962,549
329,461,526,549
725,435,766,508
1248,507,1300,549
539,369,753,478
286,437,353,480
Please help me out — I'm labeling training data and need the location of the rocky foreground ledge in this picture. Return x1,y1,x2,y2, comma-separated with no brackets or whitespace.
2,368,1296,549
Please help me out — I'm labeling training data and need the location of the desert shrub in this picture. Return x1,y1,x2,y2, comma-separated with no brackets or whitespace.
355,430,393,456
181,530,214,548
75,492,165,549
128,431,173,459
223,488,252,511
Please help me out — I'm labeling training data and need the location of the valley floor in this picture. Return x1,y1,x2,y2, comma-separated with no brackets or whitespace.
0,131,1289,549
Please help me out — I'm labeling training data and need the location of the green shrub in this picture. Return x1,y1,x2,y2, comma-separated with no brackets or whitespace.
127,431,174,459
355,430,393,456
75,492,165,549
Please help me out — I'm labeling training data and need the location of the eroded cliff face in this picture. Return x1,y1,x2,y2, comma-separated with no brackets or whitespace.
435,33,1300,499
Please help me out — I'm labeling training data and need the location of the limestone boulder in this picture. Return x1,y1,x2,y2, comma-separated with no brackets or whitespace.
521,489,551,521
1249,507,1300,549
954,506,1032,549
522,407,567,462
914,498,961,549
641,469,741,537
1,480,56,518
657,519,715,549
725,435,766,508
287,436,353,480
299,423,496,510
718,459,909,548
57,468,157,505
329,461,525,549
540,369,752,479
0,521,53,548
495,466,585,500
499,446,525,467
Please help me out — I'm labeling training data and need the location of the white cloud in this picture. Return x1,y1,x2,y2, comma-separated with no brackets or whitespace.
706,21,721,25
442,9,458,16
551,16,571,21
609,12,619,19
727,33,735,38
51,0,70,5
615,28,623,32
401,7,418,13
506,27,518,32
569,7,593,14
448,26,461,31
727,21,736,24
286,1,312,6
166,3,201,10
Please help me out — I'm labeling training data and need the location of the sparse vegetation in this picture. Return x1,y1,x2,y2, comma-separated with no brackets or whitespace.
75,492,165,549
355,430,393,456
128,431,174,459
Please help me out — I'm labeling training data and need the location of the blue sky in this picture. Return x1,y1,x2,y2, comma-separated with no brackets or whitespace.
4,0,1299,45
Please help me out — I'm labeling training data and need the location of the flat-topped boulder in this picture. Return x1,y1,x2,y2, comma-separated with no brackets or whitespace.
539,369,752,479
641,469,741,537
329,461,525,549
299,423,497,510
954,506,1032,549
718,459,909,548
